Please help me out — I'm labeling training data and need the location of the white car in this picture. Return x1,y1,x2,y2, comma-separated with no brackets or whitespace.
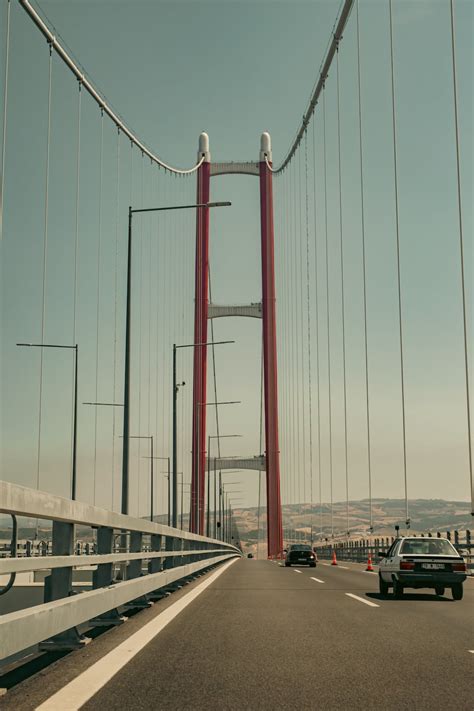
378,536,467,600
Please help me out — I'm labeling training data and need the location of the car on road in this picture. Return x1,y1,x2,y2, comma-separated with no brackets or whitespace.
378,536,467,600
247,553,254,559
284,544,317,567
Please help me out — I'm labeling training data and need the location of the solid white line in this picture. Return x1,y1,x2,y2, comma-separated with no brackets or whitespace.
345,593,379,608
469,650,474,654
294,569,302,573
36,559,238,711
310,577,325,584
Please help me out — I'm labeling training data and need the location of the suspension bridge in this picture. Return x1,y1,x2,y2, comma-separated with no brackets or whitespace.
0,0,472,707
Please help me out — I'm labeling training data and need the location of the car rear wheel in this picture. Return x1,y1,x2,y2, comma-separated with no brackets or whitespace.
379,574,389,596
435,586,445,596
452,583,463,601
310,563,316,568
393,580,404,598
285,562,291,567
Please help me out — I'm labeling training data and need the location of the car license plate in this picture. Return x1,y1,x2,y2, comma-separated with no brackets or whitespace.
422,563,444,569
298,558,306,562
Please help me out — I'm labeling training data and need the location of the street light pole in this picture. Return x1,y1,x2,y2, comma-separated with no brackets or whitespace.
207,434,242,539
173,342,235,530
121,200,231,517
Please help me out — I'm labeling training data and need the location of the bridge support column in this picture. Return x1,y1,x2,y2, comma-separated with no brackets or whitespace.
191,132,211,535
259,133,283,559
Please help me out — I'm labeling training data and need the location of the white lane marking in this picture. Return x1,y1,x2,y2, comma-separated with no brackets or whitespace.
310,577,325,583
36,558,238,711
469,650,474,654
345,593,380,608
294,569,302,573
321,563,331,566
338,565,349,569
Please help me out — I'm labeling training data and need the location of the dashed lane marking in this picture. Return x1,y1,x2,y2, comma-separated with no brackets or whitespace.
310,577,325,583
294,569,302,573
321,563,331,566
338,565,349,569
345,593,380,608
36,558,238,711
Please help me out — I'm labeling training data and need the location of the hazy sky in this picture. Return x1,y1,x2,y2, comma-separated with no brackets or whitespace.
1,0,472,527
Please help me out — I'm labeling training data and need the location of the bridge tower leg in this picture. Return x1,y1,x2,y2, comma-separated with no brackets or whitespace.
259,133,283,558
191,133,211,534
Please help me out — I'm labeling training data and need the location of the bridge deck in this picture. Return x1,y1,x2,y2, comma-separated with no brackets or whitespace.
1,559,472,710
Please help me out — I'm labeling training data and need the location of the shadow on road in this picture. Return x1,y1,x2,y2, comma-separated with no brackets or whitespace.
366,592,453,602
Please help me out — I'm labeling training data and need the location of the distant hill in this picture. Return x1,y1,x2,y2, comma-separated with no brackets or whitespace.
231,498,473,555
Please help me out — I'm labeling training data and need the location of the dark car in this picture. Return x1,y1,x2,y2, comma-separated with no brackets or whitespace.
284,544,316,567
247,553,254,559
378,536,467,599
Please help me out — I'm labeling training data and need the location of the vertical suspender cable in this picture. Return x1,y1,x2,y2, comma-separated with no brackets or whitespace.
312,118,323,535
356,0,373,532
389,0,409,530
147,162,152,510
336,48,350,537
137,156,144,516
71,79,81,499
111,127,121,510
0,0,11,241
296,151,302,518
36,44,53,495
450,0,472,513
93,108,104,505
304,129,315,543
299,148,308,521
323,87,334,538
258,332,264,555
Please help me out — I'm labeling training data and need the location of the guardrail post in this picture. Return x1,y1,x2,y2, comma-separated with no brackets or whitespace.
90,526,126,626
124,531,152,609
148,534,163,575
39,521,90,651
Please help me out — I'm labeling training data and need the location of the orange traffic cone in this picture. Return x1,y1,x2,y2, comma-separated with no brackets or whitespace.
331,550,338,566
366,554,374,572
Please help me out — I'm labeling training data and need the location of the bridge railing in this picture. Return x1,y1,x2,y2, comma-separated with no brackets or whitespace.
314,531,473,572
0,481,241,662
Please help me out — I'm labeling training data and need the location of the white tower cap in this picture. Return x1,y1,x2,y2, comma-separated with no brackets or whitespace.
198,132,211,162
260,132,272,162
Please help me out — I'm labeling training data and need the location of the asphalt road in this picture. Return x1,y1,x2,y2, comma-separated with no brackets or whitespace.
1,558,473,710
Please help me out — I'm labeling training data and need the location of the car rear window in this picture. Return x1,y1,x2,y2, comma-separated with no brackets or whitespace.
291,545,312,551
400,539,458,556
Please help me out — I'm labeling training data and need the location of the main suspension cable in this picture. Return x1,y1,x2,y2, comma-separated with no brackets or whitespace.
18,0,204,175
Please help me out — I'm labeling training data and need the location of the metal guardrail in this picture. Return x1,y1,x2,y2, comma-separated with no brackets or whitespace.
0,481,241,662
314,530,473,571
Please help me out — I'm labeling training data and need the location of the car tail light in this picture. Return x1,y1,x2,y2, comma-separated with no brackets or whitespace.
452,562,466,572
310,555,315,559
400,561,415,570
